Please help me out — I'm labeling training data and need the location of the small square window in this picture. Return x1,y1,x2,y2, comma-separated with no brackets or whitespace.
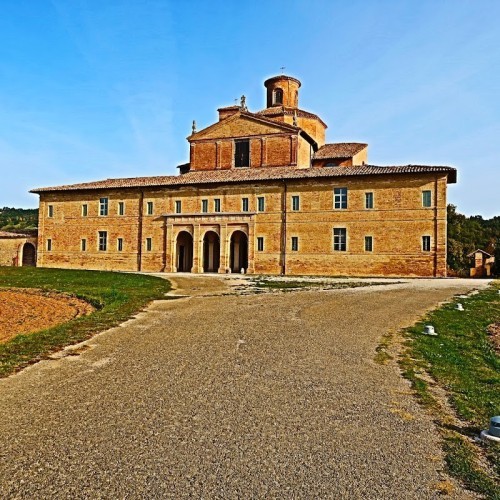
117,238,123,252
202,199,208,213
257,196,265,212
118,202,125,216
257,236,264,251
82,204,88,217
48,205,54,217
98,231,107,251
364,236,373,252
175,200,182,214
99,198,109,216
334,188,348,209
147,201,153,215
81,239,87,251
242,198,249,212
422,235,431,252
422,190,432,208
291,236,299,251
333,228,347,251
214,199,221,212
146,238,152,251
292,196,300,211
47,238,52,251
365,192,374,209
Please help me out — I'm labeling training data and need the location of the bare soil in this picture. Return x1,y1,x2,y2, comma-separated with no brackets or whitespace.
487,322,500,353
0,288,94,343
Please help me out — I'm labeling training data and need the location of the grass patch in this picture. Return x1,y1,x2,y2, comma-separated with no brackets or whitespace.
0,267,171,377
399,281,500,498
252,278,400,291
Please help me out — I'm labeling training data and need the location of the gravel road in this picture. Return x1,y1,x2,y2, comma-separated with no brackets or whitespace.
0,276,489,498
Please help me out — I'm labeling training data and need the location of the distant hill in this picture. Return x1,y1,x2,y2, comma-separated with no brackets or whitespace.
0,207,38,232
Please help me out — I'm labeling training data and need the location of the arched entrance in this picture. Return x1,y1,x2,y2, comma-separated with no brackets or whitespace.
22,243,36,267
230,231,248,273
176,231,193,272
203,231,220,273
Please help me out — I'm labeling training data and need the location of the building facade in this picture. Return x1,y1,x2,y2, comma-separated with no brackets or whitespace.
0,231,37,267
32,75,456,277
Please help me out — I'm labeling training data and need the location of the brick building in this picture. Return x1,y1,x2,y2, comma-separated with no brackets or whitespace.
0,231,37,267
31,75,456,277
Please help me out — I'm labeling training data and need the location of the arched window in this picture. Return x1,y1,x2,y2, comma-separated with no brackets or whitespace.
273,88,283,105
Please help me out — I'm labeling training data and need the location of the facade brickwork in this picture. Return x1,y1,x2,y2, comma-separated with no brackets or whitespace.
32,75,455,277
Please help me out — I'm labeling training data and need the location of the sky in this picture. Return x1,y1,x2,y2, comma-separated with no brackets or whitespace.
0,0,498,217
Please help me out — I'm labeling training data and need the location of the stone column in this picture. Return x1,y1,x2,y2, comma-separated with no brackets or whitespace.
166,223,175,272
219,224,228,273
192,224,202,273
247,221,255,274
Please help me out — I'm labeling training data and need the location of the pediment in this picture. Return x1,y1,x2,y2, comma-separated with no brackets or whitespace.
189,112,296,141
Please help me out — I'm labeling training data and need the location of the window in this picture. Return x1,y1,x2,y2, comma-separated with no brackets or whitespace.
47,238,52,251
242,198,249,212
117,238,123,252
99,197,109,216
48,205,54,217
235,139,250,167
257,196,265,212
147,201,153,215
333,228,347,251
175,200,182,214
82,204,88,217
422,235,431,252
214,198,221,212
273,88,283,105
257,237,264,251
98,231,107,251
365,192,374,209
292,195,300,211
202,199,208,213
146,238,152,251
325,162,338,167
81,239,87,251
364,236,373,252
291,236,299,251
334,188,348,209
118,202,125,216
422,190,432,208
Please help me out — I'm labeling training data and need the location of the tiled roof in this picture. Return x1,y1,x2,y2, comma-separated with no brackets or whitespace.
31,164,456,194
314,143,368,159
0,231,30,238
257,107,328,128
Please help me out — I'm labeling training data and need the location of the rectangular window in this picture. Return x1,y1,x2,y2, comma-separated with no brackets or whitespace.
175,200,182,214
333,228,347,251
82,204,88,217
291,236,299,251
147,201,154,215
257,236,264,251
422,235,431,252
146,237,152,251
422,190,432,207
48,205,54,217
98,231,107,251
214,198,221,212
202,199,208,213
257,196,265,212
47,238,52,251
117,238,123,251
334,188,348,209
364,236,373,252
365,192,374,209
242,197,249,212
81,239,87,251
99,197,108,216
235,139,250,167
292,195,300,211
118,202,125,216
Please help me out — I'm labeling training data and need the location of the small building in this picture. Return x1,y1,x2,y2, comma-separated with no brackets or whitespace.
468,249,495,278
0,231,37,267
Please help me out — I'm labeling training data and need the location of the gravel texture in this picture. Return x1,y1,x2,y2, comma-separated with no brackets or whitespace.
0,276,490,498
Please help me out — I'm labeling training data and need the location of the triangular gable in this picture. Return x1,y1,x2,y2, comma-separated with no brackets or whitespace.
188,111,298,141
467,249,493,258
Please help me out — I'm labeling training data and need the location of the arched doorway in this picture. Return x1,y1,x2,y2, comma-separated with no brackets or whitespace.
176,231,193,272
203,231,220,273
230,231,248,273
22,243,36,267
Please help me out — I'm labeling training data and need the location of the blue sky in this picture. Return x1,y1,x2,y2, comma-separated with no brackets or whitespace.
0,0,498,217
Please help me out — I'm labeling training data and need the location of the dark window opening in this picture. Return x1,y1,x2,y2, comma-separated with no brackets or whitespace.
235,140,250,168
273,88,283,105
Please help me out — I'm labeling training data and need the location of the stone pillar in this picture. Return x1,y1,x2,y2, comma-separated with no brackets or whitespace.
219,224,228,273
167,223,175,272
247,222,255,274
193,224,202,273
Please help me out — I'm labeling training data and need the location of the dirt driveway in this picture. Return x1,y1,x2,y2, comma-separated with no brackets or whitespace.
0,277,489,498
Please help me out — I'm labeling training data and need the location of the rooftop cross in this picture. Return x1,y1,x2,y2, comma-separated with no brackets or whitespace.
280,66,285,74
